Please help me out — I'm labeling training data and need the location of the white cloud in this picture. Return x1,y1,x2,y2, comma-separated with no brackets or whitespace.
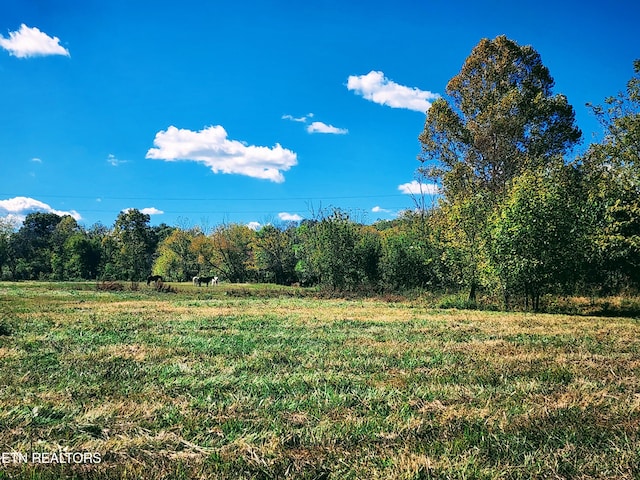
347,71,439,112
284,113,348,135
141,207,163,215
31,157,42,163
372,206,391,213
306,121,348,135
107,154,127,167
0,24,70,58
0,196,81,224
122,207,164,216
398,180,440,195
146,125,297,183
278,212,303,222
247,221,261,231
282,113,313,123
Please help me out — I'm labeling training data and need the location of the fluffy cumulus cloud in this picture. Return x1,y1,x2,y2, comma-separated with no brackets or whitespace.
371,206,391,213
306,121,348,135
398,180,440,195
146,125,297,183
278,212,302,222
122,207,164,216
247,221,261,231
0,24,70,58
0,196,81,224
347,71,439,112
140,207,163,215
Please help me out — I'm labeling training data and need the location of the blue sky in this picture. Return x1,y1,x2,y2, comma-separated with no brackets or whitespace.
1,0,638,229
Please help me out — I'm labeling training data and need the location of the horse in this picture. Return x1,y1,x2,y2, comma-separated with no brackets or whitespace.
147,275,163,285
192,276,200,286
196,275,218,286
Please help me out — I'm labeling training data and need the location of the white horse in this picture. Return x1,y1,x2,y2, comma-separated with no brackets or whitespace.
192,276,200,286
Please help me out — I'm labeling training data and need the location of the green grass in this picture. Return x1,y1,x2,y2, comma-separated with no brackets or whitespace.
0,281,639,479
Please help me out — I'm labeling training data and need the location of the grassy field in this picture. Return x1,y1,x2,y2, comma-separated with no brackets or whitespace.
0,282,639,479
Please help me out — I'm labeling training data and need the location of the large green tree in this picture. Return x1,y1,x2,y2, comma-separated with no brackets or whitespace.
210,223,256,283
153,228,200,281
0,217,16,279
254,225,297,285
418,35,582,300
11,212,64,279
583,60,640,290
419,35,581,196
108,209,156,281
490,163,589,309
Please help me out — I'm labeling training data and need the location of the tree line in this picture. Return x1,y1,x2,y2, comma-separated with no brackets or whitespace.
0,36,638,309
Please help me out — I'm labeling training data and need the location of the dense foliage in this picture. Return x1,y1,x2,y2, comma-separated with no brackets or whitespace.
1,39,638,309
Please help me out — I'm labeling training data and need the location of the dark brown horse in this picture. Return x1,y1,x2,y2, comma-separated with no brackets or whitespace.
196,276,218,286
147,275,163,285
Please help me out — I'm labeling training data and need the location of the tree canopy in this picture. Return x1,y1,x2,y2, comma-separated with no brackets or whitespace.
419,35,582,198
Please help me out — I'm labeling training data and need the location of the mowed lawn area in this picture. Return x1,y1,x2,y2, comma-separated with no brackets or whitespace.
0,282,639,479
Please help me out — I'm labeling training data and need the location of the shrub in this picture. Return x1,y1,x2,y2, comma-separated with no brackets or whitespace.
96,281,125,291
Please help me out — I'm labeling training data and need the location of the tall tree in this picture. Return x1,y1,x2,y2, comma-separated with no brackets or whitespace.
153,228,200,281
50,216,82,280
210,223,256,283
110,209,155,281
0,217,16,279
419,35,582,196
63,233,102,280
254,224,297,285
418,35,581,300
12,212,63,279
584,59,640,290
305,209,373,291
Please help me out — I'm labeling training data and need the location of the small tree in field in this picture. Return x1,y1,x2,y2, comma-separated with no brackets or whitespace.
490,164,588,309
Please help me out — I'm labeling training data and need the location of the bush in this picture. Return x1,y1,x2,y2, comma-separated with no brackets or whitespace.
96,281,125,291
0,322,11,336
437,294,478,310
154,281,178,294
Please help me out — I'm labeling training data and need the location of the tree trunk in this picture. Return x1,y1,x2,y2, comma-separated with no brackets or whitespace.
468,281,477,302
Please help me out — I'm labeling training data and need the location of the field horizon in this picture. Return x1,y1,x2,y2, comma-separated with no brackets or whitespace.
1,282,639,479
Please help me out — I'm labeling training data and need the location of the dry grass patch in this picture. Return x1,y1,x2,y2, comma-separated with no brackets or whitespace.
1,282,640,479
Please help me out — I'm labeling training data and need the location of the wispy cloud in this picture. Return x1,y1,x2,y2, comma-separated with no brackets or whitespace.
107,154,127,167
278,212,303,222
347,71,439,112
283,113,348,135
398,180,439,195
31,157,42,163
146,125,298,183
282,113,313,123
306,121,348,135
0,24,70,58
0,196,81,224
